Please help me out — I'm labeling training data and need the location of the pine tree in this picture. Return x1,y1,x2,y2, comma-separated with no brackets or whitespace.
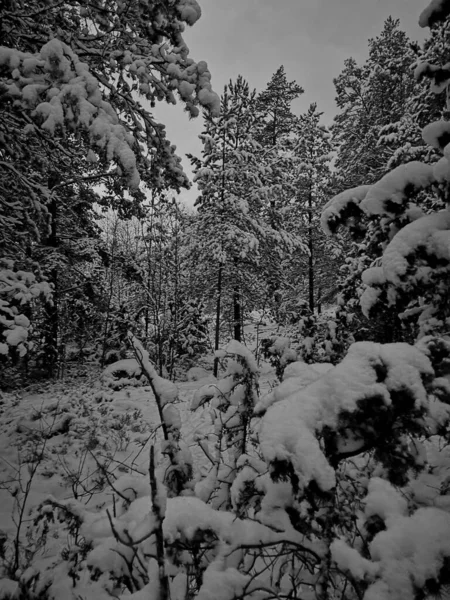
189,76,288,372
288,104,337,316
332,18,422,189
254,67,306,314
256,65,304,147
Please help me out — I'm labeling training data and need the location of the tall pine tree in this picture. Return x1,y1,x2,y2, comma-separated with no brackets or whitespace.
190,76,294,371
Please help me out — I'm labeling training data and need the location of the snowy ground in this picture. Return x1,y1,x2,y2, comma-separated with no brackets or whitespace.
0,326,278,581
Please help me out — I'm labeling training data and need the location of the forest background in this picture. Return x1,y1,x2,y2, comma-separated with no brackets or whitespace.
2,1,450,599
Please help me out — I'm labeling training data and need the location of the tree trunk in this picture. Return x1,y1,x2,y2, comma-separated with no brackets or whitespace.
213,264,223,378
213,111,228,378
233,286,241,342
100,218,119,367
308,190,314,313
233,258,241,342
168,225,180,380
308,245,314,313
44,175,59,376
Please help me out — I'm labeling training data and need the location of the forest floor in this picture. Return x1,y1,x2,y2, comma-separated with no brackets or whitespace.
0,322,278,583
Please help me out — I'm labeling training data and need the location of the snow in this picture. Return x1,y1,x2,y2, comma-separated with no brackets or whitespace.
360,267,387,316
361,266,386,287
367,508,450,600
270,336,291,354
358,210,450,318
331,539,379,580
0,579,18,597
321,185,371,235
225,339,259,374
360,286,382,318
103,358,142,378
163,494,302,549
414,61,431,80
0,311,449,600
422,120,450,149
196,563,251,600
382,211,450,284
260,341,433,492
364,477,408,523
187,367,214,382
87,536,133,575
129,334,179,406
197,88,221,116
3,325,27,347
254,362,334,415
1,39,142,189
361,162,435,216
162,403,182,430
284,360,333,380
419,0,450,27
0,363,232,592
0,264,54,356
191,341,258,410
14,314,29,328
432,156,450,182
153,376,179,406
178,0,202,25
191,376,236,410
414,61,450,94
169,574,188,600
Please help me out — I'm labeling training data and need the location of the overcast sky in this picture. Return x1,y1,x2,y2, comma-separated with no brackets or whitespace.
154,0,429,207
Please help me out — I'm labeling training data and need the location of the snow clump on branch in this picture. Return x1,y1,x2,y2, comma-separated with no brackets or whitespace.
0,40,142,188
259,341,435,494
